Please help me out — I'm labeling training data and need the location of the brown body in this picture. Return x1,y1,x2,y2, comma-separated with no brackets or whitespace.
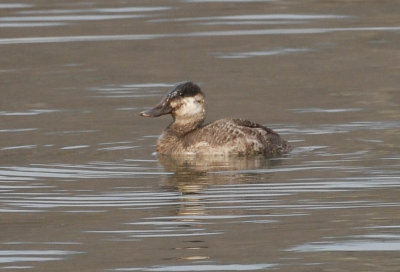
140,82,291,157
157,118,290,156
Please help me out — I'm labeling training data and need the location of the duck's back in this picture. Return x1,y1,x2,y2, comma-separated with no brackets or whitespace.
183,118,290,156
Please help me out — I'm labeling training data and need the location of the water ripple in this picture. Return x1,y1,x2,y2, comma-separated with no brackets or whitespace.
288,230,400,252
111,263,275,271
19,7,171,14
0,128,38,133
0,22,66,27
0,250,82,264
89,83,173,98
150,13,349,23
2,26,400,45
60,145,89,150
0,3,33,9
183,0,276,2
280,121,400,135
0,164,167,181
0,14,149,22
291,107,363,113
0,109,61,116
215,48,311,59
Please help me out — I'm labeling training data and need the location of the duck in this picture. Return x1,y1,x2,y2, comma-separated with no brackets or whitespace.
139,81,291,156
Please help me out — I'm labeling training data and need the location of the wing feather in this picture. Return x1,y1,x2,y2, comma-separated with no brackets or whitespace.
184,118,290,155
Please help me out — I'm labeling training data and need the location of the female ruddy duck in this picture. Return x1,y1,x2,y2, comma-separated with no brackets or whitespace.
140,82,290,156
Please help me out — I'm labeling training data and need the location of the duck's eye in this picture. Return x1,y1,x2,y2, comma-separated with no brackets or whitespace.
178,92,184,97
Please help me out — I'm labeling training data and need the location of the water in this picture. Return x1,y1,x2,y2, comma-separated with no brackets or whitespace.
1,0,400,271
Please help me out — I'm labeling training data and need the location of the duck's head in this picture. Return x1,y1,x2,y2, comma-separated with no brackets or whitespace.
140,81,205,120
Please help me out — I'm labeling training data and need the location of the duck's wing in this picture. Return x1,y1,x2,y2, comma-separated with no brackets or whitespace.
231,118,276,134
231,119,290,153
186,118,290,155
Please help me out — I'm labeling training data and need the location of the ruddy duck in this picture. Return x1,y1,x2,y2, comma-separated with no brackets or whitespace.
140,82,290,156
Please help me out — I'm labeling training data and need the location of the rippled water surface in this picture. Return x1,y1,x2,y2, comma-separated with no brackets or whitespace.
1,0,400,271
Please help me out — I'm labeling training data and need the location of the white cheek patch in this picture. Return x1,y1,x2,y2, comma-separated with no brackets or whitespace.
170,100,179,108
177,97,203,116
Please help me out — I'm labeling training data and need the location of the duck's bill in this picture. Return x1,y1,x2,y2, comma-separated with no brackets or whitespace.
139,103,171,117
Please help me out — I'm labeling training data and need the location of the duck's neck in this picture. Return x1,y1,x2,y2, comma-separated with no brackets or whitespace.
168,113,205,136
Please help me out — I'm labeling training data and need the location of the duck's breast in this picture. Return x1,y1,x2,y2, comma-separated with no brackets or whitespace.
156,131,185,155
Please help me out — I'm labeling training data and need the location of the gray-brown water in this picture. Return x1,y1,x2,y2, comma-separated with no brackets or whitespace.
1,0,400,271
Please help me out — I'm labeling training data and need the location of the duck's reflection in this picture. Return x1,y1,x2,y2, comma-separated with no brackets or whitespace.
157,155,283,262
159,154,283,192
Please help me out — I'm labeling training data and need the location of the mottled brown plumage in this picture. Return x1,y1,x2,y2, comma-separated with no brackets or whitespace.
140,82,291,156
